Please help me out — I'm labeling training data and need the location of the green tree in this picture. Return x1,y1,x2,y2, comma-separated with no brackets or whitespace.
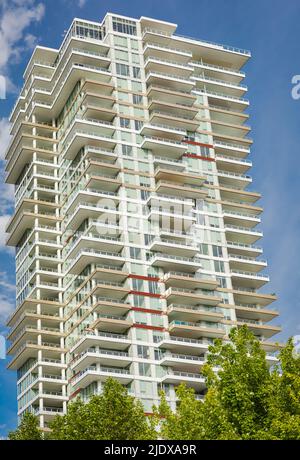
8,413,43,440
49,377,157,440
156,326,300,440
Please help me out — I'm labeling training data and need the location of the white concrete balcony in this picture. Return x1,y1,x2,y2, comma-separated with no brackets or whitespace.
218,169,252,188
93,281,130,301
141,135,186,155
155,181,207,199
65,248,125,275
231,288,276,307
62,129,117,161
71,348,132,373
147,193,194,212
194,88,249,112
147,206,196,230
162,272,218,290
8,326,62,355
7,298,62,330
63,188,120,218
231,270,270,289
236,318,281,338
228,254,267,273
167,304,224,323
8,340,67,370
7,211,60,247
89,265,129,284
221,200,263,218
145,56,193,78
164,287,221,306
65,234,124,262
191,60,245,84
215,154,252,174
149,253,202,272
70,332,131,355
219,186,260,204
169,320,225,339
159,352,206,373
146,71,195,92
84,145,118,163
91,314,132,334
93,296,132,317
155,335,212,354
143,42,192,64
234,304,279,322
64,202,120,230
214,140,250,158
154,167,205,187
148,237,199,258
33,406,65,422
8,311,61,341
147,87,197,109
223,210,261,228
140,122,186,141
149,110,199,131
71,366,133,390
192,74,247,97
209,117,251,139
227,241,263,258
225,224,263,244
160,370,205,390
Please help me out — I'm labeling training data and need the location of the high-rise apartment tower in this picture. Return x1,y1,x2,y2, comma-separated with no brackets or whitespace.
5,13,281,429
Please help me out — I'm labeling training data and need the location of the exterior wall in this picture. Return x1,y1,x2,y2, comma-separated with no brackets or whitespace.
5,13,280,429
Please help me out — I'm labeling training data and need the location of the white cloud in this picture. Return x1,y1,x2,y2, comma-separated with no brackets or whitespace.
78,0,87,7
0,0,45,78
0,117,11,160
0,271,15,325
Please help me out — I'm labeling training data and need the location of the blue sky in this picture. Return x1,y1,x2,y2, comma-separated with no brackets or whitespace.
1,0,300,437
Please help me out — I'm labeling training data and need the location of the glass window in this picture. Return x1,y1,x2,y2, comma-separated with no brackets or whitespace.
116,63,130,76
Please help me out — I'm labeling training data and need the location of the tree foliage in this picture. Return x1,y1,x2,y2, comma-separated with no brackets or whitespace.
8,413,43,440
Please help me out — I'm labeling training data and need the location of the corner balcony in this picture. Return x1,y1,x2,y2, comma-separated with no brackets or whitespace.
222,200,263,218
7,298,62,329
223,210,261,228
71,366,133,390
156,335,212,354
91,314,132,334
63,188,120,219
147,87,197,110
140,122,186,141
143,42,192,64
209,117,251,139
167,304,224,323
191,60,245,84
81,94,116,121
226,241,263,258
8,341,67,370
214,140,250,158
64,202,120,230
159,352,206,373
85,158,121,177
218,169,252,188
33,406,65,422
148,237,199,257
160,370,205,390
155,181,207,199
90,265,129,284
234,304,279,322
141,135,186,156
84,144,118,163
231,288,277,307
71,348,132,373
164,287,221,306
149,253,202,272
7,311,61,341
225,224,263,245
145,56,193,78
162,272,218,290
70,332,131,355
147,193,194,212
7,326,62,356
169,320,225,339
231,270,270,289
65,248,125,275
65,234,124,262
228,254,267,273
192,74,247,97
219,186,260,204
215,154,252,174
236,318,281,338
62,129,117,161
195,88,249,112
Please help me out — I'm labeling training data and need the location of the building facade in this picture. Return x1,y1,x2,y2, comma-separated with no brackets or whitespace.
5,13,281,429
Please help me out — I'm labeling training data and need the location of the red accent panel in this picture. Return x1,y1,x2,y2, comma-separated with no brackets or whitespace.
132,307,164,315
70,388,81,399
128,274,160,282
133,324,165,331
182,139,214,148
183,153,215,162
